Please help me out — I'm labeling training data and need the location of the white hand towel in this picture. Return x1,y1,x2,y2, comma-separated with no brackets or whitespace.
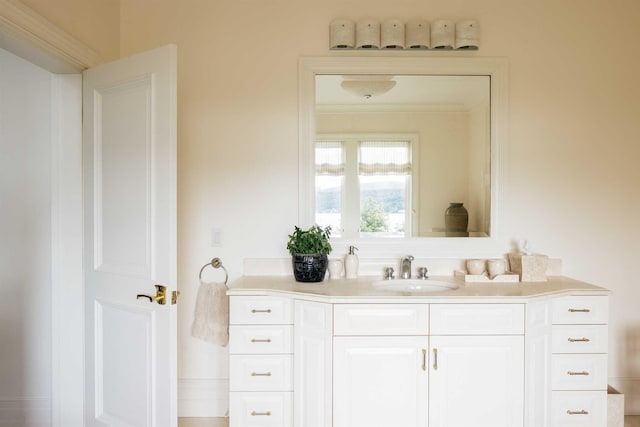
191,280,229,346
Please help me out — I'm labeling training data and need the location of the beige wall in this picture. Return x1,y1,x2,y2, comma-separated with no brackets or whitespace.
117,0,640,409
21,0,120,62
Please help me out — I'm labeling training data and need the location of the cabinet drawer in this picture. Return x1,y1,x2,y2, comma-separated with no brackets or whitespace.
230,296,293,325
333,304,428,335
230,355,293,392
552,296,608,325
229,392,292,427
551,391,606,427
551,354,607,391
229,325,293,354
552,325,608,354
430,304,524,335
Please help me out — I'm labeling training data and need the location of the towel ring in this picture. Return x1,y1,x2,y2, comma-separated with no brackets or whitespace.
198,257,228,286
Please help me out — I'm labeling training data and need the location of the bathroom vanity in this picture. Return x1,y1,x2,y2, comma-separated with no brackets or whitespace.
227,276,609,427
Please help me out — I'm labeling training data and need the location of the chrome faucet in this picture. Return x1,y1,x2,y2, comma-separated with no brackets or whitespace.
400,255,414,279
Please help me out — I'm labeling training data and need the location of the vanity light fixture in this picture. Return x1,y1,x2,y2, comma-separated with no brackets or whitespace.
340,75,396,99
381,19,405,49
455,20,479,49
330,19,355,49
431,20,455,49
406,19,430,49
329,18,479,50
356,19,380,49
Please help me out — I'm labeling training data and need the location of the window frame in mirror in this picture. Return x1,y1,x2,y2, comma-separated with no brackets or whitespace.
299,56,508,258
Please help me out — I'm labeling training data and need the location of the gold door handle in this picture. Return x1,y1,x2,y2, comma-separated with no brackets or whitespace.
251,411,271,416
422,349,427,371
568,308,590,313
137,285,167,305
567,371,590,376
251,372,272,377
433,348,438,371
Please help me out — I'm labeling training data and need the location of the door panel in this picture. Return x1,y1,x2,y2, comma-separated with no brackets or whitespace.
334,336,429,427
84,44,177,427
429,335,524,427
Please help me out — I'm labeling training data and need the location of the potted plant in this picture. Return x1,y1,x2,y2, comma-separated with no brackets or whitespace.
286,225,332,282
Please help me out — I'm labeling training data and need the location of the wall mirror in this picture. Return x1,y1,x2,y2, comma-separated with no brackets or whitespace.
299,57,508,256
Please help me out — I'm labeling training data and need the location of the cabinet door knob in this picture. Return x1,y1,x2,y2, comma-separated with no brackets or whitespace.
421,349,426,371
251,411,272,416
251,338,272,343
568,308,590,313
567,410,589,415
252,309,272,313
251,372,272,377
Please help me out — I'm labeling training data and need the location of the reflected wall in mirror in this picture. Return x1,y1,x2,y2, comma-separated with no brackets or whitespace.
298,57,507,244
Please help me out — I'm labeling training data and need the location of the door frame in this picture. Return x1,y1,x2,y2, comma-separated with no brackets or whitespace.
0,2,98,426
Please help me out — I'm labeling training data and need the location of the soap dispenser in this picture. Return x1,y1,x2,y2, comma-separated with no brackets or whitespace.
345,246,359,279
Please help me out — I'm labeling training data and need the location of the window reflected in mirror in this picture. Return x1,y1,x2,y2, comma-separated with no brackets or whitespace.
315,74,491,238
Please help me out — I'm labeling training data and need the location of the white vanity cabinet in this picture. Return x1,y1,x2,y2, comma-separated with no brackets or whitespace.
227,278,610,427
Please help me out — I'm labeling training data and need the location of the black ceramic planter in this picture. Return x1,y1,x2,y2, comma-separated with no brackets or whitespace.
292,254,328,282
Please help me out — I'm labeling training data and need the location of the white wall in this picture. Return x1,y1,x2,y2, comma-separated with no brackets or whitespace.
0,48,53,426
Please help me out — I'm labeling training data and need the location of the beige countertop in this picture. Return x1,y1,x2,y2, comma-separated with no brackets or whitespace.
227,275,610,303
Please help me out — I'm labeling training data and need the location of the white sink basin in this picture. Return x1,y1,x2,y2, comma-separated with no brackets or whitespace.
373,279,459,292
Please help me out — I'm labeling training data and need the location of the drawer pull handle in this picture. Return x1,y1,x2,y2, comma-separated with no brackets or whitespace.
433,348,438,371
252,309,272,313
568,337,590,343
567,371,590,376
568,308,591,313
251,338,272,343
567,410,589,415
251,411,272,416
251,372,272,377
422,349,426,371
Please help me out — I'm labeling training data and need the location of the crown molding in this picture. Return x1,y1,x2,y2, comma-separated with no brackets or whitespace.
0,0,100,72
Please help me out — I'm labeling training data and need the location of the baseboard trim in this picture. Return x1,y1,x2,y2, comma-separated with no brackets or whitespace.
178,379,228,417
609,377,640,415
0,398,51,427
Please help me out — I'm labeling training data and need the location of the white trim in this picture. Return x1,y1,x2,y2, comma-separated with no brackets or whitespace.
0,0,100,72
50,74,84,427
0,398,51,427
178,379,229,417
299,56,509,258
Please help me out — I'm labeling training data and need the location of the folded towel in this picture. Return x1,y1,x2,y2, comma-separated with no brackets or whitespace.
191,280,229,346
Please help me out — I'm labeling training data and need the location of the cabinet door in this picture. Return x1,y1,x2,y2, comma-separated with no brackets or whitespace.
429,335,524,427
333,336,429,427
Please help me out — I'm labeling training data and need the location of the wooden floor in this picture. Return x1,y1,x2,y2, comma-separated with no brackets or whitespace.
178,416,640,427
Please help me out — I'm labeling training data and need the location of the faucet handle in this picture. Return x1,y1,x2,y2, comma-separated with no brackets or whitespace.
384,267,395,280
417,267,429,279
404,255,415,261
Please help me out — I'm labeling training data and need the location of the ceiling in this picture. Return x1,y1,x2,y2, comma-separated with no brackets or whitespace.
315,74,490,113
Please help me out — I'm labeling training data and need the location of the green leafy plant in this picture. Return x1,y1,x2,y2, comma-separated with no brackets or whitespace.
286,225,332,255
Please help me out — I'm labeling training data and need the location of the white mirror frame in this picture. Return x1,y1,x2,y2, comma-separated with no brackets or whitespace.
299,56,509,258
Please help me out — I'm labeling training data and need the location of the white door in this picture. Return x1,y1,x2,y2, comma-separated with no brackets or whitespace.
429,335,524,427
83,44,178,427
333,336,429,427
